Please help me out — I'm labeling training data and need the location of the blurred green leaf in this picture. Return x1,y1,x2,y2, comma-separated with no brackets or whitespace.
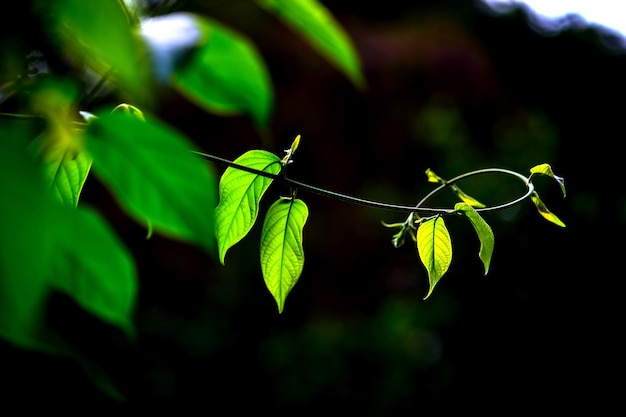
257,0,365,89
215,150,282,265
0,121,137,401
455,203,494,274
40,0,149,101
531,191,566,227
416,216,452,299
0,126,57,350
51,206,138,337
171,15,273,127
85,111,218,253
260,198,309,313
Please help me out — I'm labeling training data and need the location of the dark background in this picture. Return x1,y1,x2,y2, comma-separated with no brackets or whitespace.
2,0,623,413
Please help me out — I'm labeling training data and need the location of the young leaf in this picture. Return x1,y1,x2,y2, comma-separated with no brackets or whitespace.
531,192,566,227
455,203,494,274
171,15,274,127
215,150,282,264
257,0,365,89
416,216,452,299
530,163,566,197
85,111,218,253
32,135,93,207
425,168,485,208
260,198,309,313
27,78,92,207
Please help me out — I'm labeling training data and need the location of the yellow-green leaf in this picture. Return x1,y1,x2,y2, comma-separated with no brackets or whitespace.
530,163,566,197
531,192,566,227
425,168,485,208
453,186,486,208
215,150,282,264
260,198,308,313
416,216,452,299
425,168,442,184
455,203,494,274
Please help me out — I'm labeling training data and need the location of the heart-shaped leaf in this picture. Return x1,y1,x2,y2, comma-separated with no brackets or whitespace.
416,216,452,299
215,150,282,264
260,198,308,313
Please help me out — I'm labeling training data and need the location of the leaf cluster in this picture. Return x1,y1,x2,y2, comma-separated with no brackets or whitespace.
0,0,567,401
0,0,365,398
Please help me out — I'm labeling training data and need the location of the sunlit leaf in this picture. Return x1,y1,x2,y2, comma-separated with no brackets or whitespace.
28,81,93,207
85,111,218,253
171,15,273,127
33,137,92,207
425,168,485,208
455,203,494,274
215,150,282,264
425,168,441,183
111,103,145,120
260,198,309,313
51,206,138,337
416,216,452,299
530,163,566,197
531,191,566,227
257,0,365,89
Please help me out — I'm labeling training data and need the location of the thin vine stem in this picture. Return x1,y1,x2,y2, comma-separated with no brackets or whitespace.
193,151,534,214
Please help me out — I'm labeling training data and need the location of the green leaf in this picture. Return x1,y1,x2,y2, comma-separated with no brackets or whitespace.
416,216,452,299
85,111,218,253
40,0,150,101
31,136,93,207
50,206,138,337
531,191,566,227
257,0,365,89
0,122,137,400
215,150,282,264
260,198,309,313
0,127,57,350
530,163,566,197
171,15,274,127
455,203,494,274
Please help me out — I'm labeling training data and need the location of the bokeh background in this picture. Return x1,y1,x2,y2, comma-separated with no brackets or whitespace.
3,0,623,413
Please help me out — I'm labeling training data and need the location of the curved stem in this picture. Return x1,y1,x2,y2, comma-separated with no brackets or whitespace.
195,151,534,214
415,168,534,213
